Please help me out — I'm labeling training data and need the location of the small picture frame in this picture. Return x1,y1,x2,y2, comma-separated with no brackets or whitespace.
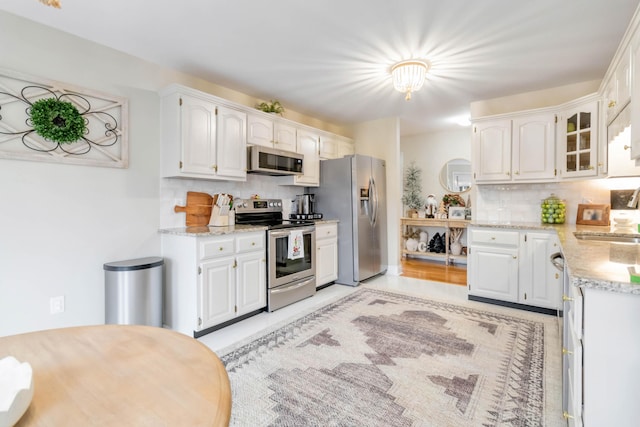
448,206,466,219
576,204,610,226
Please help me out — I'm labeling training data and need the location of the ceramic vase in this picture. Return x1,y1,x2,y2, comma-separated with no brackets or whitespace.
405,238,419,252
450,240,463,256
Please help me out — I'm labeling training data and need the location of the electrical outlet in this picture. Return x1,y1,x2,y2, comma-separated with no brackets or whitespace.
50,296,65,314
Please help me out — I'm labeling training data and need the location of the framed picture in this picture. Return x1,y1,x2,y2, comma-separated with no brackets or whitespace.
576,204,610,226
448,206,466,219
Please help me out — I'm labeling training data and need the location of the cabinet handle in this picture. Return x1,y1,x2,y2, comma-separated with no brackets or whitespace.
273,140,278,144
555,273,560,279
588,165,594,170
514,171,519,175
563,411,575,420
212,164,218,172
512,255,517,259
562,347,573,355
562,295,573,302
506,171,510,176
219,247,224,251
491,237,496,240
624,144,630,151
251,242,255,246
608,100,616,108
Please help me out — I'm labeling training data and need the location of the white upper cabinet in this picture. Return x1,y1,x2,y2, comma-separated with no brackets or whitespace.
247,113,297,152
338,137,355,157
512,113,556,181
179,94,217,176
216,105,247,179
160,86,247,181
246,114,274,147
604,47,632,125
294,128,320,186
557,100,599,179
274,122,297,152
631,33,640,159
319,133,339,159
472,119,512,182
473,113,555,183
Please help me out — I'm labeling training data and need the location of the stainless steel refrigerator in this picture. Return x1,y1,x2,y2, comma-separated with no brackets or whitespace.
312,155,387,286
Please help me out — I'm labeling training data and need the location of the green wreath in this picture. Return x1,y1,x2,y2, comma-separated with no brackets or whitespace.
30,98,86,143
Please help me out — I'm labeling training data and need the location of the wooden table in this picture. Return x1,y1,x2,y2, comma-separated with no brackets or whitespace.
0,325,231,426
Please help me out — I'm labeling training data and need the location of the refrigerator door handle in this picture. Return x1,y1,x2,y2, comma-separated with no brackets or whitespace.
370,177,378,227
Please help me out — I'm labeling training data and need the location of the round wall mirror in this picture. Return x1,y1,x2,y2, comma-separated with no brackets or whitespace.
439,158,472,193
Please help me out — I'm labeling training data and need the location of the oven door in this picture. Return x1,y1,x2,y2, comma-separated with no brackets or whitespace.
268,226,315,289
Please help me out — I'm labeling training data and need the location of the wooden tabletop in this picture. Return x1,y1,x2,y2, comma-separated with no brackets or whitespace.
0,325,231,426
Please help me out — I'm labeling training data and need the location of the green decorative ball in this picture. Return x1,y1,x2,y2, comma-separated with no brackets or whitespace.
30,98,86,143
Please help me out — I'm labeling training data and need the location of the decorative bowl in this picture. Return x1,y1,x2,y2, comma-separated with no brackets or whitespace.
614,216,634,226
0,356,34,427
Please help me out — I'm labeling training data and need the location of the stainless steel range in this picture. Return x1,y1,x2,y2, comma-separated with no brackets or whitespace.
234,199,316,311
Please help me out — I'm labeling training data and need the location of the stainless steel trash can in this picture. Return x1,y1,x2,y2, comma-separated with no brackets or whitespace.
104,257,164,327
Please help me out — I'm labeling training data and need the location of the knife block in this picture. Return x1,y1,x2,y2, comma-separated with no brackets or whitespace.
209,205,229,226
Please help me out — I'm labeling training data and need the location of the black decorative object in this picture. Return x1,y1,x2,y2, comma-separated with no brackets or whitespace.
428,232,445,253
0,85,118,155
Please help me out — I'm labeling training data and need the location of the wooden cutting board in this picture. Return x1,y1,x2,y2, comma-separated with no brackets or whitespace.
174,192,214,226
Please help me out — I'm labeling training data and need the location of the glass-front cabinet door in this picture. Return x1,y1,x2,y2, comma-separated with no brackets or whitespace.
557,100,599,178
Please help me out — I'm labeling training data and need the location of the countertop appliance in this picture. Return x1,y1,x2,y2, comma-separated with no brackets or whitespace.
311,155,387,286
291,194,323,220
234,199,316,311
246,145,303,176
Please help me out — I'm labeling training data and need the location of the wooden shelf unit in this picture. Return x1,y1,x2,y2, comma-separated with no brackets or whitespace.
400,217,470,265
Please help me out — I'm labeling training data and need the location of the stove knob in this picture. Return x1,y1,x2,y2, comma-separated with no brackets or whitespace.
277,201,282,207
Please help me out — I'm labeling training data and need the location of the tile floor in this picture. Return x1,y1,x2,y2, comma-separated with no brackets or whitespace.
198,274,564,426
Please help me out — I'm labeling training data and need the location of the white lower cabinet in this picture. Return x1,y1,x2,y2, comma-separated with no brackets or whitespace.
468,228,520,302
562,274,583,426
468,227,561,311
579,289,640,426
162,231,266,337
315,223,338,287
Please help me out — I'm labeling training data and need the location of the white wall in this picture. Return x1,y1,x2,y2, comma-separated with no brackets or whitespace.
401,128,472,208
0,12,341,337
470,80,600,119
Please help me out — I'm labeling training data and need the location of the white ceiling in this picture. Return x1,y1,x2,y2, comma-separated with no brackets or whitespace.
2,0,639,136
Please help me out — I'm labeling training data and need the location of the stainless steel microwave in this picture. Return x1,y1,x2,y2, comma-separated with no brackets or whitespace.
247,145,304,176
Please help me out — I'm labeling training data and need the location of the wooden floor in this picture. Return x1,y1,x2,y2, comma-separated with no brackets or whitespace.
400,258,467,286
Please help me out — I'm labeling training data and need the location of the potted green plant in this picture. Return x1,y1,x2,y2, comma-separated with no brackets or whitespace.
255,100,284,116
402,162,425,218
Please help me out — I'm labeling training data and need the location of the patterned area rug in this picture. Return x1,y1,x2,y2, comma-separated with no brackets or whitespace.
219,288,546,426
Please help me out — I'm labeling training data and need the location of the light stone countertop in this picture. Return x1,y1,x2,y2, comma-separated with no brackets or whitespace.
159,224,267,237
314,219,339,224
470,221,640,295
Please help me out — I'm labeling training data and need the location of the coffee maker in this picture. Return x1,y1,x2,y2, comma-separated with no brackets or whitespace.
292,194,322,220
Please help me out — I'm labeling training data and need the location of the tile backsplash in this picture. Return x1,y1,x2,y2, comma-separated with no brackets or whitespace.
160,174,303,228
474,178,640,224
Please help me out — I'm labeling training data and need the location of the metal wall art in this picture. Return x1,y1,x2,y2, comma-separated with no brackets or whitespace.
0,69,128,168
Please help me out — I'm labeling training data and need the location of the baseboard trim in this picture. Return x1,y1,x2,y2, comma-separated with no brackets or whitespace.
468,295,562,317
193,307,266,338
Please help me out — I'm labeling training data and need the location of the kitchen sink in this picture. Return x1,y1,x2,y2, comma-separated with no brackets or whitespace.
574,233,640,243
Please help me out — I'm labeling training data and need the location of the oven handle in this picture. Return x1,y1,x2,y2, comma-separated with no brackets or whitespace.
271,277,315,294
269,226,315,238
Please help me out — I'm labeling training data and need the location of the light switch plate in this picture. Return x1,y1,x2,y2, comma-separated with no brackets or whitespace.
50,295,65,314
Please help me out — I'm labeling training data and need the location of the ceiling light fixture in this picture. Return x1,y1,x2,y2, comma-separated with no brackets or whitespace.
38,0,61,8
391,60,429,101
